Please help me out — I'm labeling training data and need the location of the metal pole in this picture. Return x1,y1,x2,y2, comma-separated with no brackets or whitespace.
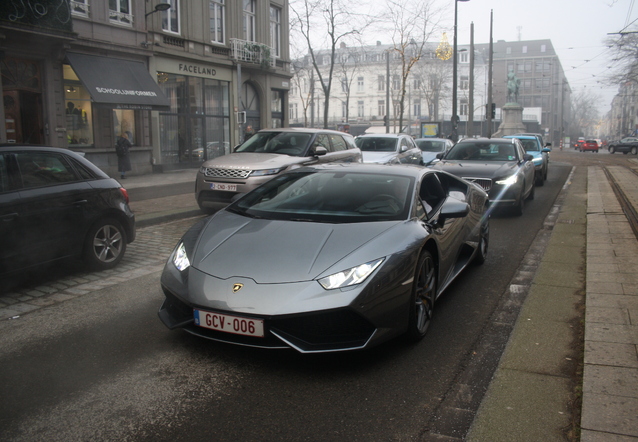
468,22,474,138
386,50,390,133
487,10,494,138
451,0,458,142
237,63,244,144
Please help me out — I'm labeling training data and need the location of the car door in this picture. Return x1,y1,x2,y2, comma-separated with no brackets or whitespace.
516,142,535,195
326,133,362,163
0,153,23,273
11,151,94,270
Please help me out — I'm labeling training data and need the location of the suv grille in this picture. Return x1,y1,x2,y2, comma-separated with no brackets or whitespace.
464,177,492,192
202,167,251,179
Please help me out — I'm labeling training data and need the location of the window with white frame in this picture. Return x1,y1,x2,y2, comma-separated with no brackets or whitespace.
459,51,469,63
357,77,364,92
109,0,132,25
161,0,180,34
378,75,385,91
541,44,546,53
460,75,469,90
342,102,347,118
341,77,348,93
289,102,298,120
210,0,225,44
413,78,421,90
413,100,421,117
460,100,468,116
243,0,256,42
71,0,89,16
378,100,385,116
522,46,527,53
357,101,364,117
270,6,281,57
392,75,400,90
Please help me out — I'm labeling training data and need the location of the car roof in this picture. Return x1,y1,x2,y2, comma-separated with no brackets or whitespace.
257,127,353,137
356,133,410,138
295,162,425,178
456,137,518,145
0,145,109,178
503,135,536,140
414,137,449,142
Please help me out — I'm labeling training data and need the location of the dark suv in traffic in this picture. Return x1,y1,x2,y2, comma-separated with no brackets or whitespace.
0,145,135,276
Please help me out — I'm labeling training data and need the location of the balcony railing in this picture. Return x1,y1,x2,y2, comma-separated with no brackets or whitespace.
230,39,275,68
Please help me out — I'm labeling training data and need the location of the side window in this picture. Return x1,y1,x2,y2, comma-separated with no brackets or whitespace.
329,134,347,152
312,134,330,151
16,152,79,189
419,173,446,216
0,155,9,193
400,138,410,151
70,158,96,180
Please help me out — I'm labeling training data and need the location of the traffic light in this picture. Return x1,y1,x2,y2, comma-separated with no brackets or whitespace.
485,103,496,119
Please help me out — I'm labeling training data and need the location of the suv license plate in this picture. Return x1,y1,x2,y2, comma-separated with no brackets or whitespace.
194,309,264,337
209,183,237,191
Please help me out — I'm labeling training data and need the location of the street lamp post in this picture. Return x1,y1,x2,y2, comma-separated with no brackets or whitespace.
451,0,469,142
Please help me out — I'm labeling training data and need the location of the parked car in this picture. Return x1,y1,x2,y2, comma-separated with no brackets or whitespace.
429,137,535,216
608,137,638,155
196,128,362,212
0,145,136,276
580,139,599,153
354,133,423,165
573,137,585,150
414,137,454,165
504,134,551,186
159,163,489,353
511,133,551,151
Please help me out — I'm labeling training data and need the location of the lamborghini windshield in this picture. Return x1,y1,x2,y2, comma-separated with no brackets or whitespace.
229,170,414,223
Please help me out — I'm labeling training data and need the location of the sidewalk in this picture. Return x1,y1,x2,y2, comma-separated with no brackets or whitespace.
119,163,638,440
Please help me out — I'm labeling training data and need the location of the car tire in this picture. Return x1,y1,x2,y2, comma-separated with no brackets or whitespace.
632,147,638,155
535,171,544,186
83,218,127,270
609,146,616,154
405,250,436,341
474,217,489,265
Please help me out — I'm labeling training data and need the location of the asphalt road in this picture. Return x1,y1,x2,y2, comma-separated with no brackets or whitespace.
0,161,573,441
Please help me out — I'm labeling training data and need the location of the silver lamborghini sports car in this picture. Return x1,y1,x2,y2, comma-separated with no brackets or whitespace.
159,163,489,353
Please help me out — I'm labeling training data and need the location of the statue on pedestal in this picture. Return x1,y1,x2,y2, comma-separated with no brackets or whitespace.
507,69,520,103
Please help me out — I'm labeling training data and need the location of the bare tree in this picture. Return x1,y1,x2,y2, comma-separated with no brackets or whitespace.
570,88,602,139
379,0,444,131
605,29,638,87
290,0,370,128
334,45,365,124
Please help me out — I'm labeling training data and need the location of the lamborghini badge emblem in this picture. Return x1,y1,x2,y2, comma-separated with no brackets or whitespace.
232,283,243,293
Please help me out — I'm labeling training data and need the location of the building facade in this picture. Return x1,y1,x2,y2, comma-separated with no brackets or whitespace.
289,38,571,144
475,39,571,146
0,0,291,175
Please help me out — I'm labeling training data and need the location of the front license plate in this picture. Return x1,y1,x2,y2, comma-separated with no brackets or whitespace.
194,309,264,338
209,182,237,192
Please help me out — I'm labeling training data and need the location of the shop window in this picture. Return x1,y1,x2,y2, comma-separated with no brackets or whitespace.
113,109,136,146
64,64,93,147
162,0,180,34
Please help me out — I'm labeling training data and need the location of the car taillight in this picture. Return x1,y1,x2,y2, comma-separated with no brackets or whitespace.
119,187,130,204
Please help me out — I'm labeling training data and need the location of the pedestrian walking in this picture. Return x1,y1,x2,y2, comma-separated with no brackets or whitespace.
115,132,132,179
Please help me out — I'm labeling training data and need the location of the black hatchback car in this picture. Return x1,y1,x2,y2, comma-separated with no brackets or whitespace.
0,145,135,276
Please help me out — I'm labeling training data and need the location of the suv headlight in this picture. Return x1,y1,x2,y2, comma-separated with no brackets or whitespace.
250,167,284,177
318,258,384,290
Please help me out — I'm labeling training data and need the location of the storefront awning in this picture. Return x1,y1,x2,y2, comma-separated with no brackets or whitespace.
66,53,170,111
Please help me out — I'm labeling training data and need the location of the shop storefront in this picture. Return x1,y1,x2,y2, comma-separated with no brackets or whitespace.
153,58,232,169
63,53,170,175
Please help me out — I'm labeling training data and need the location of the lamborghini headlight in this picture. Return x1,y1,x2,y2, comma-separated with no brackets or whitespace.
495,174,519,186
172,242,191,271
318,258,384,290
